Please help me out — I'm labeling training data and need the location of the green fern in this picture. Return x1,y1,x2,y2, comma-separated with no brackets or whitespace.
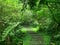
0,22,20,41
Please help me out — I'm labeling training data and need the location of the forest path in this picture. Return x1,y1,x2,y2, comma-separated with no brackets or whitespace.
23,31,51,45
28,32,44,45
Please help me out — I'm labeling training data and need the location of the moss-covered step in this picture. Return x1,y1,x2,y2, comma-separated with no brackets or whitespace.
23,32,51,45
21,26,39,33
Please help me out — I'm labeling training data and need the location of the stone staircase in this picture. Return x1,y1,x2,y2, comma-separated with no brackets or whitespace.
28,32,44,45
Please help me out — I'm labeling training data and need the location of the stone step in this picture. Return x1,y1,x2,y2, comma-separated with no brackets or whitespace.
27,32,44,45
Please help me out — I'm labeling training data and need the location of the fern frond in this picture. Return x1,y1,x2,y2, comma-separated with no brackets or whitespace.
0,22,20,41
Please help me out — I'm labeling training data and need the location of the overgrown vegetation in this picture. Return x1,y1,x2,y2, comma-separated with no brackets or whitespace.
0,0,60,45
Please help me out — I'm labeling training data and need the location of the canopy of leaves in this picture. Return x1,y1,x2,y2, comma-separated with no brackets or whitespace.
0,0,60,45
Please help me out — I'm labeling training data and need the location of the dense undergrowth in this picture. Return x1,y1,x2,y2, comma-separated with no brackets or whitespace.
0,0,60,45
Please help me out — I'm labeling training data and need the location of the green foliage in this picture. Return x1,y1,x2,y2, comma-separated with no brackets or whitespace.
1,22,20,41
0,0,60,45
